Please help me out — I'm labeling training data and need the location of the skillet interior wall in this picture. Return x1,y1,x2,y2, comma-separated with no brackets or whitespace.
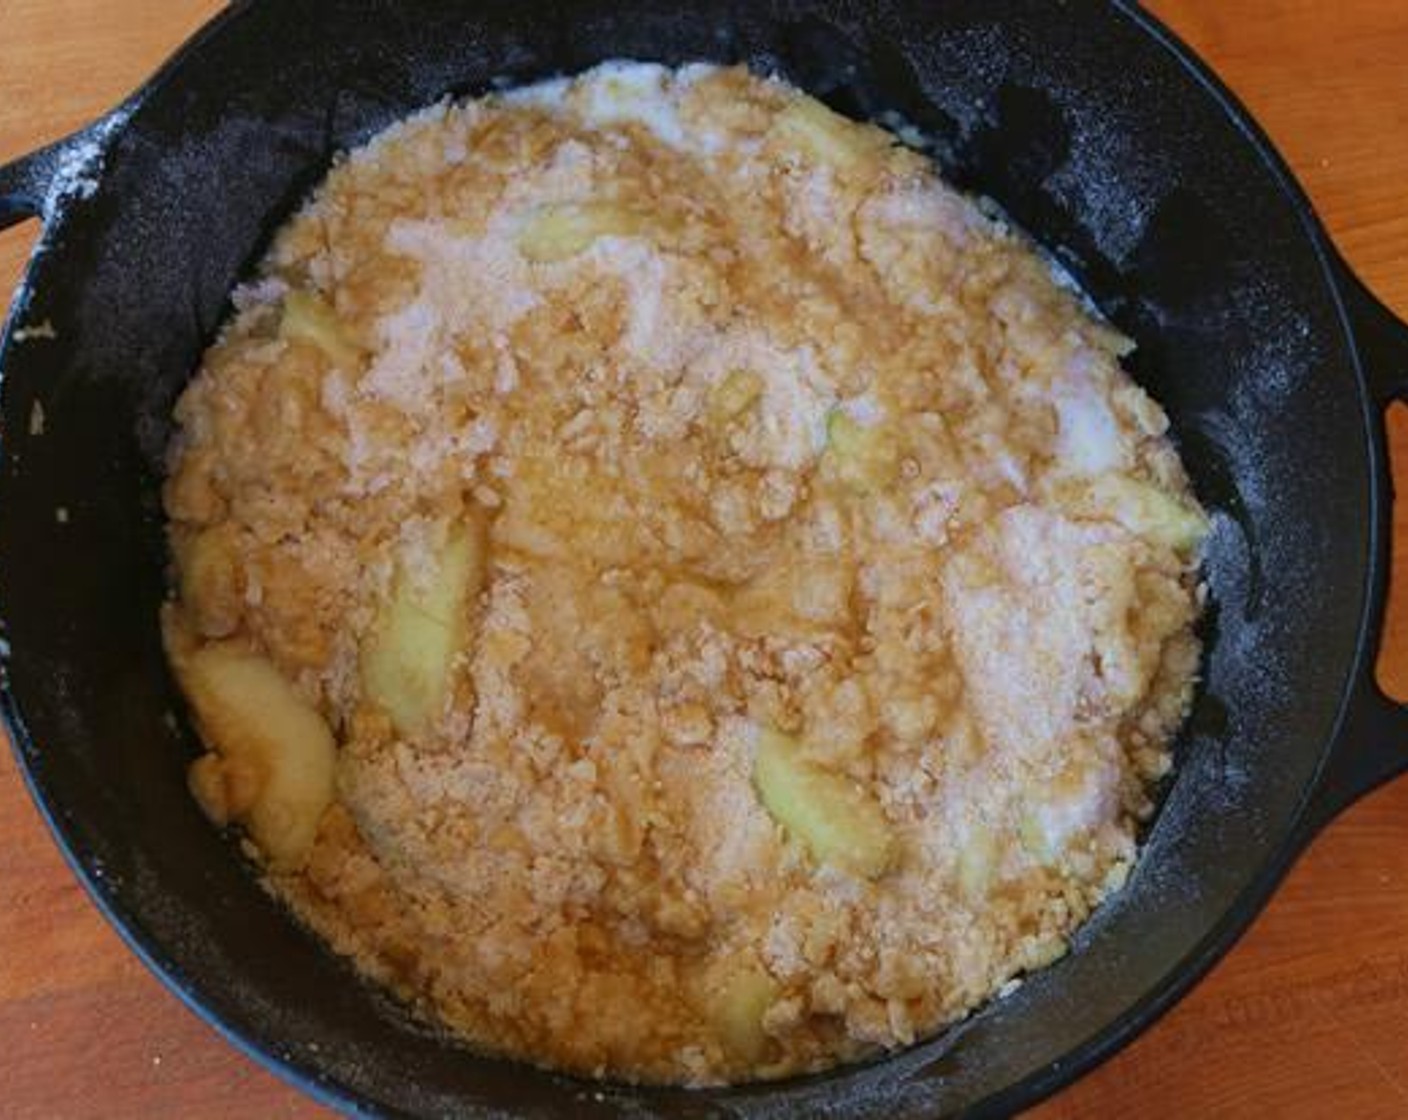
0,1,1373,1115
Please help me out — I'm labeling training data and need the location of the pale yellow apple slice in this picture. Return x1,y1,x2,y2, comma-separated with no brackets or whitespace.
752,727,894,879
1060,474,1208,553
704,961,778,1063
175,524,242,638
771,95,890,172
517,202,652,263
957,825,996,901
825,409,899,492
360,521,484,736
172,638,335,870
279,289,363,370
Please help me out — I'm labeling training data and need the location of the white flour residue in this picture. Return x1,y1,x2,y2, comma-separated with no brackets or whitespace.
2,104,133,346
39,104,133,222
1218,274,1319,405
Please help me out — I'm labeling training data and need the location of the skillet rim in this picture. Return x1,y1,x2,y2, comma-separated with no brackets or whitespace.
0,1,1392,1115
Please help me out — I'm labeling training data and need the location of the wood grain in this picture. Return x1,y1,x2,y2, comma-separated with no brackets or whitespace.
2,2,1407,1116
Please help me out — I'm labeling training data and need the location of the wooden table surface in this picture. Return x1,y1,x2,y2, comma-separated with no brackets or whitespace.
3,2,1408,1116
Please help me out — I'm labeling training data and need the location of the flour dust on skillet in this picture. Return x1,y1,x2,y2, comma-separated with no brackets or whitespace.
0,1,1374,1117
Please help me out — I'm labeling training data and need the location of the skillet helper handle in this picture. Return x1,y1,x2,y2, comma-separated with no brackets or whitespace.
0,122,112,233
1311,262,1408,826
0,147,54,232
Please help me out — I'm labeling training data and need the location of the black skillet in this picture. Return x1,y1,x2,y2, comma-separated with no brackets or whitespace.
2,1,1408,1116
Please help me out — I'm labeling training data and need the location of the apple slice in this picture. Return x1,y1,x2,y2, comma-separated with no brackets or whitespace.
175,523,243,638
1061,474,1208,553
957,825,996,902
704,960,778,1063
517,202,653,263
360,521,484,736
752,727,894,879
171,637,336,870
825,410,899,492
771,95,890,173
279,289,363,370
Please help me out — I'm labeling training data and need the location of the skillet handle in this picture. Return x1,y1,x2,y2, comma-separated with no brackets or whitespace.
0,121,114,233
1311,679,1408,829
1308,262,1408,827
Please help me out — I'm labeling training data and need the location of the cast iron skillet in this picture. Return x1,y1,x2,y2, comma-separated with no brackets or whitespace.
2,1,1408,1115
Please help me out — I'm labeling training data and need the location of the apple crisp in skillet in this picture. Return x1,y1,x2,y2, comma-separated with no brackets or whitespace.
162,62,1206,1084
